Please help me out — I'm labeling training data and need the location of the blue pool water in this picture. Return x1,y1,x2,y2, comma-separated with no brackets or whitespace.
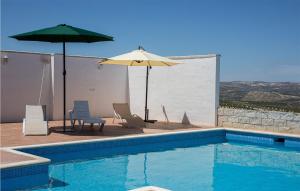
29,141,300,191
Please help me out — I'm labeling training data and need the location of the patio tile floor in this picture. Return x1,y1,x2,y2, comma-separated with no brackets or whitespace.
0,118,210,148
1,118,211,166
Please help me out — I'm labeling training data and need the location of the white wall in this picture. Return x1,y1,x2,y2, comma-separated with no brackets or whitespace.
128,55,220,126
1,51,219,125
1,51,53,122
52,54,128,119
0,51,128,122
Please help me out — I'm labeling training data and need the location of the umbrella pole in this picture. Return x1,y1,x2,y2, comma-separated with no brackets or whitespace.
63,41,66,132
144,66,149,121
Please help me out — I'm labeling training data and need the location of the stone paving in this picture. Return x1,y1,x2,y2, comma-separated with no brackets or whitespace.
0,150,35,165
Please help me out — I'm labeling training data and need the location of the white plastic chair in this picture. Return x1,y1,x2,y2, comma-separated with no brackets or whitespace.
69,100,106,131
22,105,48,135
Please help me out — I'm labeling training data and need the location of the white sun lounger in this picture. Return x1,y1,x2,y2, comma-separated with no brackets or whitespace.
113,103,146,128
69,100,106,131
22,105,48,135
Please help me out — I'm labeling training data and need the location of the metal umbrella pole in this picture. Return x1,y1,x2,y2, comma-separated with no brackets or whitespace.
63,41,66,131
144,65,150,121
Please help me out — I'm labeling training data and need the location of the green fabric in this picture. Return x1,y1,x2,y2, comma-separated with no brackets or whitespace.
10,24,113,42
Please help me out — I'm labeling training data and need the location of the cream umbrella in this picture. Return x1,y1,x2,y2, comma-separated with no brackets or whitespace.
99,47,181,122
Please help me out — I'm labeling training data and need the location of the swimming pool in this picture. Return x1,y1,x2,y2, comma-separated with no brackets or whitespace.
3,129,300,191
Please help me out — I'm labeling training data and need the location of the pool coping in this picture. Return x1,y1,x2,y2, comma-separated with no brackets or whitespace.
1,127,300,170
0,148,50,169
224,127,300,139
7,128,222,150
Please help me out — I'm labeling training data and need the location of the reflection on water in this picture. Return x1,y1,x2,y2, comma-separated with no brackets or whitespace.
215,143,300,174
143,153,148,186
33,143,300,191
213,143,300,191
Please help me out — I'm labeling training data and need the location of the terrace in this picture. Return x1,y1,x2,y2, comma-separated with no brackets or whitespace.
0,118,211,166
1,51,299,164
2,0,300,189
1,51,299,191
0,119,209,148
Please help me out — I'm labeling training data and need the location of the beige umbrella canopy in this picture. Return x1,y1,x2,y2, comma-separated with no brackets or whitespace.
99,47,181,122
101,48,179,66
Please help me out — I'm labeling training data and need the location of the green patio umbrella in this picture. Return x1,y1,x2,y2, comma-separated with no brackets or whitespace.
11,24,113,132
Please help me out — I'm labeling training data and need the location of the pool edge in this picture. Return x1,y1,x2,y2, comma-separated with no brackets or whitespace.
1,128,300,191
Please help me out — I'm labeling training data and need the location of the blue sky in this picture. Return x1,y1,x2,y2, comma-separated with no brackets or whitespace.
1,0,300,82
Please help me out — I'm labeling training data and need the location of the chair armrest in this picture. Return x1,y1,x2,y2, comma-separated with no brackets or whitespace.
22,118,26,135
132,114,141,118
69,110,74,120
43,121,48,135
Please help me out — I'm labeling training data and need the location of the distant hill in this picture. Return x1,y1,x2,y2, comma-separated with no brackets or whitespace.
241,91,300,102
220,81,300,112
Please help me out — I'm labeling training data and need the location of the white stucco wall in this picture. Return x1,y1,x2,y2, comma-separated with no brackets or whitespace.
52,54,128,120
1,51,219,125
128,55,220,126
0,51,53,122
0,51,128,122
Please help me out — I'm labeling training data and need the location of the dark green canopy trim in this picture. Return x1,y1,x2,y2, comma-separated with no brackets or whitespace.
10,24,113,42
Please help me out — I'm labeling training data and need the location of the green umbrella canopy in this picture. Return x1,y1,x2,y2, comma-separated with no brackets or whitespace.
10,24,113,42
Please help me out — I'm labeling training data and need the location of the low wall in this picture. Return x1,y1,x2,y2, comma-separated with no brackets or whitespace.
218,107,300,134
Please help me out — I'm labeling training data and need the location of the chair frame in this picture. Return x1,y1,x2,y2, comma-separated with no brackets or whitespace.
112,103,145,128
69,101,105,131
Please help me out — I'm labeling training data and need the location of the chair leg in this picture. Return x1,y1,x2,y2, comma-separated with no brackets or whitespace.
98,123,104,132
78,120,81,129
81,122,85,130
72,119,76,128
